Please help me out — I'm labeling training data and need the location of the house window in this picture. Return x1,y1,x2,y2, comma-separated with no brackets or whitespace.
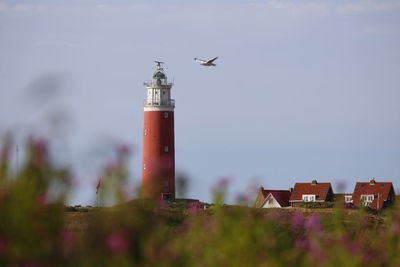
164,146,169,152
361,194,374,206
344,196,353,203
163,90,166,95
164,112,168,118
302,194,316,202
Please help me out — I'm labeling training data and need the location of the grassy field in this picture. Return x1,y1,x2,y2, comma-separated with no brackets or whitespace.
1,139,400,266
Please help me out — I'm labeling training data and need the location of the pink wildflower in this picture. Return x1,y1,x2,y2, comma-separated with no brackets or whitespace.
31,138,48,167
106,161,121,172
117,144,131,157
304,215,322,232
291,212,304,230
59,229,77,254
106,231,129,255
217,176,232,188
295,238,309,250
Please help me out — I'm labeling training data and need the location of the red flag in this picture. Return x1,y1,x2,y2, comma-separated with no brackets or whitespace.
96,178,102,194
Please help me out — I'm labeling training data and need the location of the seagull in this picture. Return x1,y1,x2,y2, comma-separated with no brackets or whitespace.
194,56,218,66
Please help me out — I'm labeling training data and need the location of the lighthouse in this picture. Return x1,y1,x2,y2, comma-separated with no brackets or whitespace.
142,61,175,200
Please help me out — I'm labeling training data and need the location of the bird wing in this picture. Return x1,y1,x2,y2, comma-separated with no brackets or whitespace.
206,57,218,64
195,58,206,63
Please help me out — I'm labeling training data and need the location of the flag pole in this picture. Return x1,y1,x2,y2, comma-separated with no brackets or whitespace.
96,178,102,208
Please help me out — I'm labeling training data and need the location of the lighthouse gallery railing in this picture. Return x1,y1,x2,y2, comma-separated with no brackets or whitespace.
143,99,175,107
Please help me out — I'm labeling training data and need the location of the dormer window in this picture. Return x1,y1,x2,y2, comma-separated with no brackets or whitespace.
302,194,316,202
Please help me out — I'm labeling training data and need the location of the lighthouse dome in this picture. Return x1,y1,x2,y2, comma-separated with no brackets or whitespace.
153,71,166,80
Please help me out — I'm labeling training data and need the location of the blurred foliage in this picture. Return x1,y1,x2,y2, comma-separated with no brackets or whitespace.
0,138,400,266
302,202,335,209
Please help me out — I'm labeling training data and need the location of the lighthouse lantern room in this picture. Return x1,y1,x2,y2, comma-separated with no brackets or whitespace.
142,61,175,200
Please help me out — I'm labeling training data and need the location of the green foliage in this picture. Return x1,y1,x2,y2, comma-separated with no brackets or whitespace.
302,202,335,209
0,138,400,266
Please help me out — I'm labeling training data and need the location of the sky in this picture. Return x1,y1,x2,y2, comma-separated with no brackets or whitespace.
0,0,400,205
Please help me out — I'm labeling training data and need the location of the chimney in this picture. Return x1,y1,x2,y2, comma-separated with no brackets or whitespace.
289,187,293,193
370,178,376,185
311,180,318,186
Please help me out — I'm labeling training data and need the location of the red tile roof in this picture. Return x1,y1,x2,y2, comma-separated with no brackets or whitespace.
266,191,291,207
289,182,333,202
352,181,394,210
260,188,272,198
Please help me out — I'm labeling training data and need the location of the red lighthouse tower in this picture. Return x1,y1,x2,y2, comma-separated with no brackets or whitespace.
142,61,175,200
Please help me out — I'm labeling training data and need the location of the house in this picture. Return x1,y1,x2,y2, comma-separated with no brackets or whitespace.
289,180,334,207
254,187,291,208
344,194,353,204
352,179,395,210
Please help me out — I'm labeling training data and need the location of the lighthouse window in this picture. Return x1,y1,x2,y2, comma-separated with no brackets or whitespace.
144,129,148,136
164,146,169,152
164,112,168,118
143,164,147,170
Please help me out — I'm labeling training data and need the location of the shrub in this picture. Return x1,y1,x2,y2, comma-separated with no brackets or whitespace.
302,202,335,209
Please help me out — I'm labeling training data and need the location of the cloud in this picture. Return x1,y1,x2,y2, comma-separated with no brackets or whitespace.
336,0,400,15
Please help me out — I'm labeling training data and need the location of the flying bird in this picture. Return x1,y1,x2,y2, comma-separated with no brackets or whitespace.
194,56,218,66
